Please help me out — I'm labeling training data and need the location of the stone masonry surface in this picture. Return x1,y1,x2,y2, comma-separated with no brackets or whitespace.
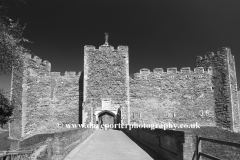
10,52,82,139
9,45,240,139
130,67,215,126
84,45,129,124
196,48,240,132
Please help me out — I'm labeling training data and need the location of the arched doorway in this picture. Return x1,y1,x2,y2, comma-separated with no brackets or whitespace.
98,110,115,126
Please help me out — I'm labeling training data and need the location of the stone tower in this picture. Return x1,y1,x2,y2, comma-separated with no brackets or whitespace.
9,52,51,139
196,47,240,132
83,35,130,125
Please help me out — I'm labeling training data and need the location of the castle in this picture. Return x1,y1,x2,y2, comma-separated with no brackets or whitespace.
9,37,240,139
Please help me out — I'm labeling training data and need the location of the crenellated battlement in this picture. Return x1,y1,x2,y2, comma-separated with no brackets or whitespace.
99,45,114,51
84,45,96,51
24,52,32,59
217,47,231,55
138,67,211,75
180,67,191,73
133,67,212,79
65,71,76,77
194,67,204,73
117,46,129,52
23,52,51,71
50,72,61,77
140,68,150,75
42,60,51,69
167,68,177,74
33,55,42,64
84,45,129,52
49,71,81,78
196,47,233,65
64,71,81,78
153,68,164,74
206,52,215,58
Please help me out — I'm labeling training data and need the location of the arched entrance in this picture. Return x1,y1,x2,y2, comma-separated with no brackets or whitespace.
98,110,115,126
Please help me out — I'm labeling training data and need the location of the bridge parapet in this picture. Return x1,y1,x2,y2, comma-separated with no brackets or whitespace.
122,126,240,160
122,127,189,160
4,128,94,160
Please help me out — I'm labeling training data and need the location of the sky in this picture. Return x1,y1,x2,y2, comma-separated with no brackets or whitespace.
1,0,240,97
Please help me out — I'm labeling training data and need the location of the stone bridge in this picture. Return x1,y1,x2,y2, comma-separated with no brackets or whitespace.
64,129,166,160
5,127,185,160
2,125,240,160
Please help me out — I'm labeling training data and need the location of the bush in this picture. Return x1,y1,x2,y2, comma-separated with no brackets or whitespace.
0,92,13,127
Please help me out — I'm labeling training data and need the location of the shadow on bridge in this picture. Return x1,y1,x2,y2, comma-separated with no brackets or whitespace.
122,130,167,160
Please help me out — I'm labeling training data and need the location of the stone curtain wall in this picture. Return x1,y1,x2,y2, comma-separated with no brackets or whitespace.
10,52,82,139
196,47,240,132
24,71,81,137
130,67,215,126
50,71,81,125
84,45,129,124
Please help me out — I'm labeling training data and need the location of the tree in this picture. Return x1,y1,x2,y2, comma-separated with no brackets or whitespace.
0,0,31,76
0,14,28,76
0,0,29,127
0,91,13,128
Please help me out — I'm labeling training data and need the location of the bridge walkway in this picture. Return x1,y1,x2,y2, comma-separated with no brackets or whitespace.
64,129,166,160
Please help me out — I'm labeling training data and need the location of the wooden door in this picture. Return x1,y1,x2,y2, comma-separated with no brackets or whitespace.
99,113,114,125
